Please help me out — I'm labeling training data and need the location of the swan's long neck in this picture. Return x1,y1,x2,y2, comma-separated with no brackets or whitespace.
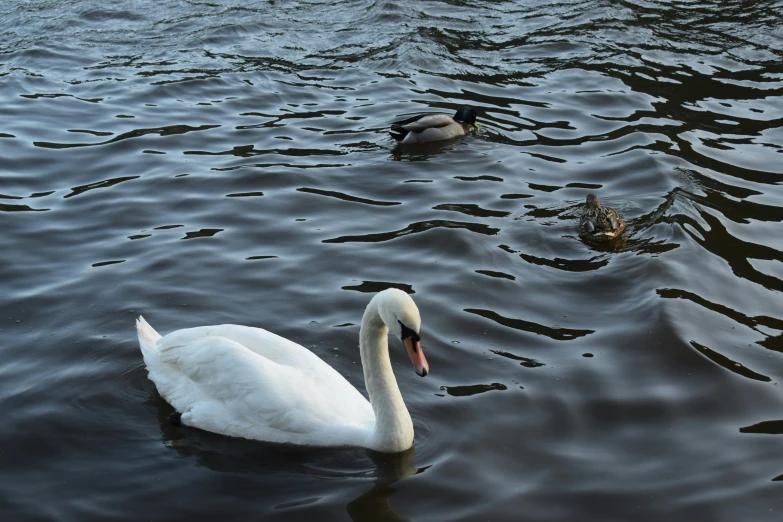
360,301,414,453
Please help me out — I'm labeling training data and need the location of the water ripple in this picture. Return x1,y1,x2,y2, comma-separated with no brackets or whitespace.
464,308,594,341
323,220,500,244
2,0,783,520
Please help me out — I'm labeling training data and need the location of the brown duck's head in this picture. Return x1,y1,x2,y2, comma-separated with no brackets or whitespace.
586,193,601,209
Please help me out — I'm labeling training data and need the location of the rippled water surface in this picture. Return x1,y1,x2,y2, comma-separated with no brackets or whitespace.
2,0,783,520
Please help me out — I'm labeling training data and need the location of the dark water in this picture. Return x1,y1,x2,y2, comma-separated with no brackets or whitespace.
2,0,783,520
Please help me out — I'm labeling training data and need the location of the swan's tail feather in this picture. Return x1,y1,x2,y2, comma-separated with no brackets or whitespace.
136,315,162,358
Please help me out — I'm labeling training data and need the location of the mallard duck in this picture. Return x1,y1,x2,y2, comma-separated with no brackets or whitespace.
579,193,626,240
136,289,429,453
389,106,479,144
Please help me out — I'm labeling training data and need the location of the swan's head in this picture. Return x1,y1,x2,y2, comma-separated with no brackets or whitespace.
376,289,429,377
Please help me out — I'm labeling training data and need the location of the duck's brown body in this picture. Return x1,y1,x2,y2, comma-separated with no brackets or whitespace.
579,194,626,240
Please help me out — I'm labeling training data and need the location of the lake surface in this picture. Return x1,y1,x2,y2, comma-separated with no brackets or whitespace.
2,0,783,520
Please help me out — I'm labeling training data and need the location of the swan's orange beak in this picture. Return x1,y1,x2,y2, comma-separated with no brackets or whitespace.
404,337,428,377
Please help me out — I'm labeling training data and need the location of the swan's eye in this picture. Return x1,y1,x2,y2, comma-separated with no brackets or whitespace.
398,321,421,343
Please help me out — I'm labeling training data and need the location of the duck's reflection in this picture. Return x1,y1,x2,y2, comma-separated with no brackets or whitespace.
389,139,457,162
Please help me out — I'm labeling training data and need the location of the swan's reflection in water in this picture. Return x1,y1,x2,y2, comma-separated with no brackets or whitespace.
346,448,419,522
153,393,421,520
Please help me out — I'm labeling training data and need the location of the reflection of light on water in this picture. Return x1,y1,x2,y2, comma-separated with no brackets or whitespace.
682,222,705,242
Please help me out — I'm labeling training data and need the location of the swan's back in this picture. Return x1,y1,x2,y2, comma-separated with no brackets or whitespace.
157,323,324,369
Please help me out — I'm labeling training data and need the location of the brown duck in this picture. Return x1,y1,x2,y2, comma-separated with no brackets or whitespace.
579,193,626,240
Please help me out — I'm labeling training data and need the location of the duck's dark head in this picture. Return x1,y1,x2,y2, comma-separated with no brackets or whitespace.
453,106,479,129
586,193,601,210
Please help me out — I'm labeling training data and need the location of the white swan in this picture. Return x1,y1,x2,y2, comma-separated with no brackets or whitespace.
136,288,429,453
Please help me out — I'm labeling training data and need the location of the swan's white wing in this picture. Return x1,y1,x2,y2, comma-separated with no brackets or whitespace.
151,332,374,445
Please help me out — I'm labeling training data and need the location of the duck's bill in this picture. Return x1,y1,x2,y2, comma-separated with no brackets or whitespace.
404,338,429,377
472,123,480,130
590,230,622,240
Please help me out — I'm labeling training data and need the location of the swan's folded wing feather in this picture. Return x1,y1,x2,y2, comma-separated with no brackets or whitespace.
158,336,282,403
